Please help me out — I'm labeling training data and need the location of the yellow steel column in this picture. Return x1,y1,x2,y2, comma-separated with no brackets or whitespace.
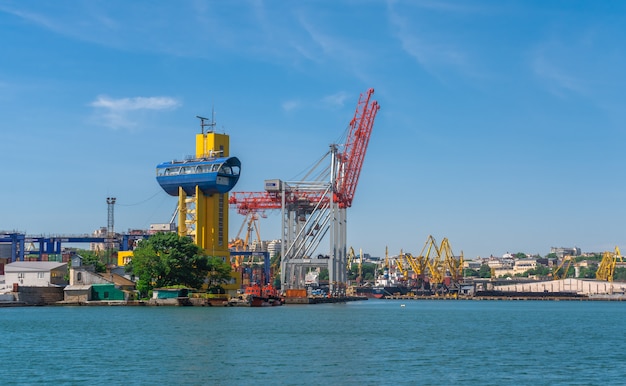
194,131,230,261
196,185,206,251
177,187,187,238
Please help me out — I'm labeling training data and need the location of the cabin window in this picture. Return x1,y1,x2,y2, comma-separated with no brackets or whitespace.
221,166,232,174
182,166,193,174
37,272,44,279
77,272,82,282
18,273,24,278
211,164,220,172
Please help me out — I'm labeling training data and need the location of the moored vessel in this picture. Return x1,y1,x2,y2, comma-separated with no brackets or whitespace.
228,283,283,307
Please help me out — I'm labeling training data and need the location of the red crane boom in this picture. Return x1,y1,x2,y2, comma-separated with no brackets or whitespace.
230,88,379,214
334,88,379,208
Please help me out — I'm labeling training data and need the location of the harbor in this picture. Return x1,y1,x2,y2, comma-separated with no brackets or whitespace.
1,92,625,306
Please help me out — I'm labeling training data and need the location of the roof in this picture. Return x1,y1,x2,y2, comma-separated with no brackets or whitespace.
5,261,67,272
97,272,136,287
64,285,92,291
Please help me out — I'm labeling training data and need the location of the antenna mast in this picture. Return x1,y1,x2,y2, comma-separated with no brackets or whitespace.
196,112,216,134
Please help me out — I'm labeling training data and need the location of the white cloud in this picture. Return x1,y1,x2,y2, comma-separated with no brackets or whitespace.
321,92,350,109
282,100,301,112
91,95,180,111
388,7,468,77
90,95,180,130
531,54,584,98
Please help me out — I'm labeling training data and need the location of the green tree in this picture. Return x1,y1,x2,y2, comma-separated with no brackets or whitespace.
206,256,233,293
613,267,626,282
362,263,377,281
126,232,230,296
514,252,527,259
577,266,596,279
76,250,106,273
478,264,492,278
464,268,479,277
526,265,550,277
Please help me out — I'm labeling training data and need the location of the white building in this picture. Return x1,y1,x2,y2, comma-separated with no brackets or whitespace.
513,259,537,275
5,261,68,288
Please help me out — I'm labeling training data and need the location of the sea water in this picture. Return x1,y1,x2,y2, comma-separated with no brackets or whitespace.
1,300,625,385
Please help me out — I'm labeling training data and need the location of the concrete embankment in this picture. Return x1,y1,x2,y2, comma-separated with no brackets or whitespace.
284,296,368,304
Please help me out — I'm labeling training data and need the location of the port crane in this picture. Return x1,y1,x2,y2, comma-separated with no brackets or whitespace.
229,211,267,268
441,238,464,283
387,235,463,294
596,246,622,282
552,256,573,280
229,88,379,295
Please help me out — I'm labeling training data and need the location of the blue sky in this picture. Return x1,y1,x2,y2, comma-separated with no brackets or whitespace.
1,1,625,260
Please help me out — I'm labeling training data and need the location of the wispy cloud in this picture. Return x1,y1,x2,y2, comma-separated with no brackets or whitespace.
0,5,64,33
282,91,350,113
531,54,585,98
387,4,469,78
281,99,301,112
321,92,350,109
89,95,180,130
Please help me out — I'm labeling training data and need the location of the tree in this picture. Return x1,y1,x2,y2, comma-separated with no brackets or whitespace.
577,266,596,279
523,265,550,277
206,256,233,293
478,264,492,278
126,232,231,296
76,250,106,273
614,267,626,282
464,268,479,277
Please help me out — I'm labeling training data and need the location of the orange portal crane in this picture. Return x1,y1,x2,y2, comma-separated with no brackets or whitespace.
229,211,266,267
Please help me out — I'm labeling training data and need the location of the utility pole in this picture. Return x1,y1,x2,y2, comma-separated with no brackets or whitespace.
106,197,116,266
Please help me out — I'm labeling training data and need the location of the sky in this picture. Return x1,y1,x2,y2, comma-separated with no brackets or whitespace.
1,1,626,260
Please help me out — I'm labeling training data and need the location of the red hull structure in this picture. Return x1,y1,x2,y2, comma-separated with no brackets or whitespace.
229,283,283,307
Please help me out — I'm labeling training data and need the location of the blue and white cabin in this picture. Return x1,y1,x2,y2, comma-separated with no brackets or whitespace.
156,156,241,196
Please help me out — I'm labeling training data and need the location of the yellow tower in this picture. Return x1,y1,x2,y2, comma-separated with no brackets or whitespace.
177,131,231,261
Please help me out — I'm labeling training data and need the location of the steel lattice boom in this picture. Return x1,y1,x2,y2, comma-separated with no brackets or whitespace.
229,88,379,294
334,88,380,208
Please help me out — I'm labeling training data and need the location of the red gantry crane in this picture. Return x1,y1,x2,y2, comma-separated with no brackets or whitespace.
229,88,379,295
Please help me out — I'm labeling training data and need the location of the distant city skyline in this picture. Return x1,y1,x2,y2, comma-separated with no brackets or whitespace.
2,1,626,260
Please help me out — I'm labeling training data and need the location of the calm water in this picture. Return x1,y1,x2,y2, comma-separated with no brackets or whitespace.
1,300,625,385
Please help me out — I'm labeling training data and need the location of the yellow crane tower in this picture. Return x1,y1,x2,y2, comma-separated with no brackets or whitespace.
347,247,356,270
156,115,242,295
394,250,409,280
440,238,464,283
552,256,573,280
596,246,622,282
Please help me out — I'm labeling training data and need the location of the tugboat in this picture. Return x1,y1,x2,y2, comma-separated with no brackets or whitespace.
228,283,283,307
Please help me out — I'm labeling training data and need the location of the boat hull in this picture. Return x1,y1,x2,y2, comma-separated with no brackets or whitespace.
355,287,385,299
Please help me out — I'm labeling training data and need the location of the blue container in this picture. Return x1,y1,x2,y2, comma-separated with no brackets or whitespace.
156,156,241,196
